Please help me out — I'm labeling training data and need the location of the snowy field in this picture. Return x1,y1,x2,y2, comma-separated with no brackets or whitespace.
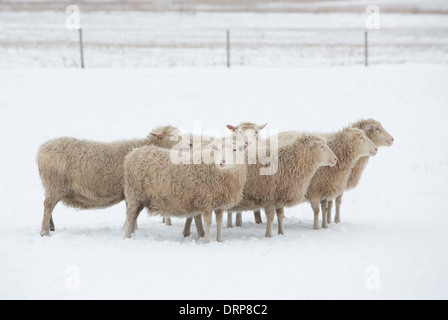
1,10,448,67
0,65,448,299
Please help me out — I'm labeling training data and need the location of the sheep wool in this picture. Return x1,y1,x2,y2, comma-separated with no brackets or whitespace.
327,119,394,224
37,125,184,236
123,142,247,243
229,133,337,238
304,127,378,230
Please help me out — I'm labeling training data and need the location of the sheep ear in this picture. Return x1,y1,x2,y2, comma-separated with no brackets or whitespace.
150,133,162,139
258,123,267,130
226,125,236,132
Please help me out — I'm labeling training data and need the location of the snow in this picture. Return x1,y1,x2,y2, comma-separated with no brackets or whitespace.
1,10,447,68
0,65,447,299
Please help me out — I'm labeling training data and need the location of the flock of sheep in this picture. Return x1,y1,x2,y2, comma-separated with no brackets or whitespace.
37,119,394,243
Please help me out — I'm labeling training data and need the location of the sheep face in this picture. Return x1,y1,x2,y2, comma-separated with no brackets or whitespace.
362,121,394,147
227,122,267,147
309,138,338,167
151,128,192,150
213,143,247,170
351,129,378,157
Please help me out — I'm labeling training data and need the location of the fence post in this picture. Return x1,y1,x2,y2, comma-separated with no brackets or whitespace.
226,29,230,68
79,28,85,69
364,31,368,67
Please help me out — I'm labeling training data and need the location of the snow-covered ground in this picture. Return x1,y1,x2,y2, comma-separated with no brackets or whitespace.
1,10,447,67
0,65,447,299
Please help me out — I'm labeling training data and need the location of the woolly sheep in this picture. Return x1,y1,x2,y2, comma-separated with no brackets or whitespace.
326,119,394,224
303,127,378,230
37,125,187,236
227,133,337,238
181,122,268,238
123,140,248,243
225,122,267,228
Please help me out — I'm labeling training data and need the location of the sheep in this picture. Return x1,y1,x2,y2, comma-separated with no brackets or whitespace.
123,139,248,243
326,119,394,224
225,122,267,228
37,125,188,236
302,127,379,230
180,122,268,237
226,133,338,238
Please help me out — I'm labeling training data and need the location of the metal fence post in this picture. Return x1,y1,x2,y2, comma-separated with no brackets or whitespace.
79,28,85,69
226,29,230,68
364,31,368,67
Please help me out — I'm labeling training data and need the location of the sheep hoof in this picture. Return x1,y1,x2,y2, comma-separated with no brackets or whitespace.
183,231,191,238
40,230,50,237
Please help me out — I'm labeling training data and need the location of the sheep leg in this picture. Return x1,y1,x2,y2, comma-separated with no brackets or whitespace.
335,194,343,224
124,202,143,239
264,207,276,238
276,207,285,235
194,214,205,238
49,216,55,232
162,217,172,226
130,205,144,234
327,200,334,224
254,210,263,224
215,210,224,242
183,217,193,237
235,212,243,227
202,210,213,244
227,212,233,228
164,217,172,226
320,200,329,229
311,200,320,230
40,197,59,237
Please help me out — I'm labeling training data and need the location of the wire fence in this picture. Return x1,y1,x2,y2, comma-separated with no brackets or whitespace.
1,26,448,68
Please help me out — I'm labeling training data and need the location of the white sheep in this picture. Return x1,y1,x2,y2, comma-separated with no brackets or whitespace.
180,122,268,238
226,133,337,238
123,139,248,243
304,127,378,230
37,125,188,236
326,119,394,224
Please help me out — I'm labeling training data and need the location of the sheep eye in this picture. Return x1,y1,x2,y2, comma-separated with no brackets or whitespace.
233,149,237,152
